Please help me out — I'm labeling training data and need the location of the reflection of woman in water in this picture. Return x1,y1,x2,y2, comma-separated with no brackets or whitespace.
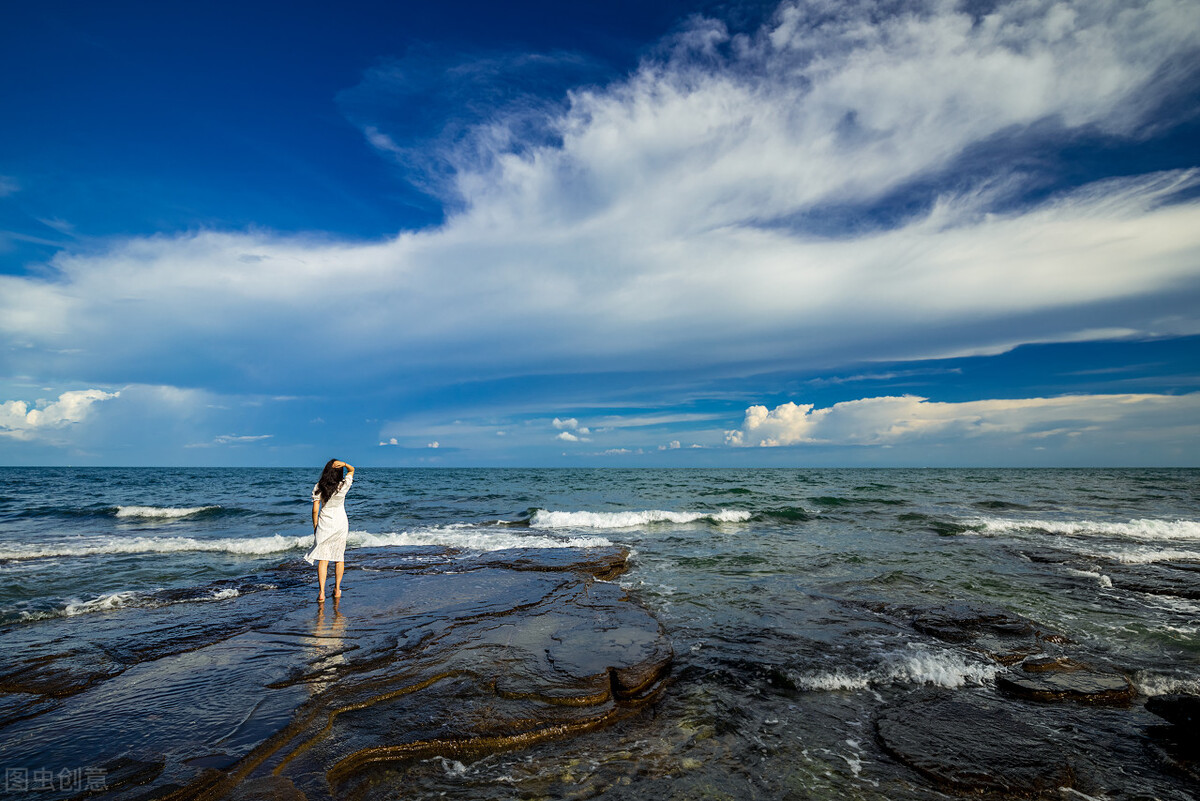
305,459,354,602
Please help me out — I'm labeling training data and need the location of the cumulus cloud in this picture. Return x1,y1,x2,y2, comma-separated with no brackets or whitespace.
725,393,1200,447
2,0,1199,397
552,417,590,439
0,389,118,440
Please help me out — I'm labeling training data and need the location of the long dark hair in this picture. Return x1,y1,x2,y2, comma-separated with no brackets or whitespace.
316,459,345,504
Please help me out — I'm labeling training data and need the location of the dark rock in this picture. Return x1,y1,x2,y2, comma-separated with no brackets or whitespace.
910,602,1034,642
907,602,1070,666
0,649,125,698
997,659,1134,705
1016,548,1073,565
0,691,58,729
220,776,307,801
1020,655,1079,673
875,690,1074,794
475,545,632,581
1146,694,1200,729
1104,563,1200,600
0,546,670,801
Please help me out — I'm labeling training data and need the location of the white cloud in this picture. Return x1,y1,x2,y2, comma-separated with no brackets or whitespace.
552,418,591,441
427,441,440,448
363,125,404,156
726,393,1200,447
213,433,273,444
1,0,1198,395
659,440,682,450
0,176,19,197
0,389,118,440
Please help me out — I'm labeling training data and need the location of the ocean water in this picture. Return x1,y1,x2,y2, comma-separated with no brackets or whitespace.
1,467,1198,797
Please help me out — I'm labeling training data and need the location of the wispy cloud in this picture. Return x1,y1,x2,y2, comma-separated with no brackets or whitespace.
214,433,273,444
808,368,964,386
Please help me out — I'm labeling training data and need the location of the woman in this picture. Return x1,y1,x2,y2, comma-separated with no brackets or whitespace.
305,459,354,602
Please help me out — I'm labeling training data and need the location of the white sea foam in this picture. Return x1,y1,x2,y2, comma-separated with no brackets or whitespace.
1064,567,1115,588
115,505,220,519
18,586,245,622
349,528,613,551
0,534,314,560
530,508,752,529
1099,547,1200,564
791,645,1001,691
971,516,1200,542
0,525,614,561
1132,671,1200,697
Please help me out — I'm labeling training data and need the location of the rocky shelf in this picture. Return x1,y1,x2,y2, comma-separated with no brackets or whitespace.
0,546,672,800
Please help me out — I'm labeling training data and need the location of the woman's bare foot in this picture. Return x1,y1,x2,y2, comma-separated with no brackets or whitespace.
317,594,326,603
333,589,342,598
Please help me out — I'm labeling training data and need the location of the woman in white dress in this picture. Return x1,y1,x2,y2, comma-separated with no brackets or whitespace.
306,459,354,602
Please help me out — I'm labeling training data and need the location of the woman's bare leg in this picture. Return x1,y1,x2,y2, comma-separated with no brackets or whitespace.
317,560,328,602
334,561,344,598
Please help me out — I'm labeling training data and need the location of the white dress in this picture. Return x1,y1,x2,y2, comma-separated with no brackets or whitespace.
305,475,353,564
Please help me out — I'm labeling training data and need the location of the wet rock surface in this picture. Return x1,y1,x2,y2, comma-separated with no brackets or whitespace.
1147,693,1200,730
864,600,1071,666
0,546,671,800
1105,562,1200,599
1015,546,1200,600
875,690,1075,794
998,658,1135,705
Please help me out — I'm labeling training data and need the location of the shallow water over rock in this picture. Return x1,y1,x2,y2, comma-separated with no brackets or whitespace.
0,546,671,799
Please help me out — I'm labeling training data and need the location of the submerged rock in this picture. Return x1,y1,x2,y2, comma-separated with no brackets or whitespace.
875,690,1075,794
1104,563,1200,600
904,601,1069,666
0,546,671,800
997,658,1134,705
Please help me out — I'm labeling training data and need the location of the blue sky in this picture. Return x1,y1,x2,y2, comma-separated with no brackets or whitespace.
1,0,1199,466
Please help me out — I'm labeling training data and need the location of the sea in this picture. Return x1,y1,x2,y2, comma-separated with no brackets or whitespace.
1,467,1198,798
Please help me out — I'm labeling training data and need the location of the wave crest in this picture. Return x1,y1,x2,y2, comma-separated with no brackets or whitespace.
530,509,751,529
791,646,1001,691
0,533,313,560
15,586,248,623
973,516,1200,542
0,527,614,561
115,505,221,519
349,528,613,551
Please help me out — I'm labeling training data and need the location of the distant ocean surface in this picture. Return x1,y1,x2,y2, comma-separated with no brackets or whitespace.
2,467,1198,797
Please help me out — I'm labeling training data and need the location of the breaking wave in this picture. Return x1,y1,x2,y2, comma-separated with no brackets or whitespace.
0,526,613,561
349,528,613,551
530,509,752,529
790,645,1002,691
114,505,223,519
13,586,254,623
0,534,313,560
971,517,1200,542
